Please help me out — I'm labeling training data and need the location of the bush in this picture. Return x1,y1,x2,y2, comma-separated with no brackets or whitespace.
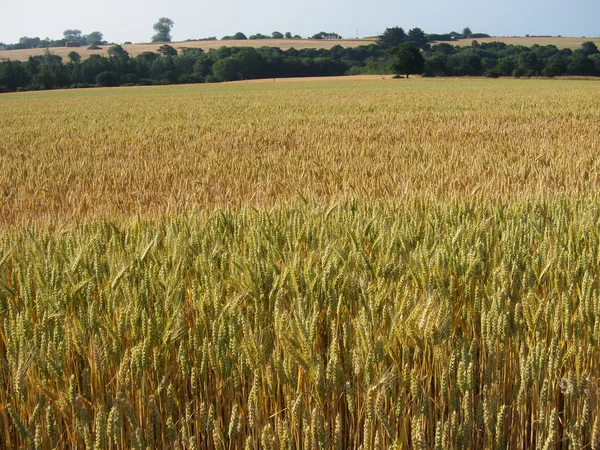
484,68,502,78
68,83,93,89
96,71,119,87
178,73,204,84
512,68,525,78
121,73,139,84
0,85,10,93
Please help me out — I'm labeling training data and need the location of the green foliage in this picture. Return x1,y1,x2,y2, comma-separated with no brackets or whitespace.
311,31,341,40
377,27,406,48
388,43,425,77
152,17,174,43
212,56,244,81
157,44,178,56
95,70,119,87
86,31,104,46
407,27,428,50
68,51,81,63
63,29,82,42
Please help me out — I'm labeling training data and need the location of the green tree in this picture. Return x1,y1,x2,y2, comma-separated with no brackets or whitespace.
462,27,472,39
377,27,406,48
86,31,104,46
96,71,119,87
272,31,284,39
232,32,248,40
388,43,424,77
580,41,599,56
157,44,177,56
68,51,81,63
212,56,244,81
107,45,129,61
518,51,542,74
63,29,82,42
152,17,174,42
311,31,341,40
407,27,428,50
496,56,517,76
285,32,292,39
541,54,568,77
568,53,596,75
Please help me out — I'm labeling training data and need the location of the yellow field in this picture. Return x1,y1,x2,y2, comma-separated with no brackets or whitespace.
1,76,599,226
0,38,376,62
2,35,597,62
2,77,600,449
453,36,600,49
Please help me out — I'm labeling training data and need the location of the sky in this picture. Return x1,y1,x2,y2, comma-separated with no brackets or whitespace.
0,0,598,44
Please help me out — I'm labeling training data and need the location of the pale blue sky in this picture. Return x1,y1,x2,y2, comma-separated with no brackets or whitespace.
0,0,598,44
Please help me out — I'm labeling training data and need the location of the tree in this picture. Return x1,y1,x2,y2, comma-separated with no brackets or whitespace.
86,31,104,46
388,43,424,77
232,32,248,40
518,51,542,74
272,31,284,39
18,37,41,48
378,27,406,48
152,17,174,42
407,27,428,50
107,45,129,61
462,27,472,39
285,32,292,39
568,53,596,76
158,44,177,56
96,71,119,87
311,31,341,40
581,41,599,56
541,54,568,77
63,29,82,42
212,56,244,81
68,51,81,63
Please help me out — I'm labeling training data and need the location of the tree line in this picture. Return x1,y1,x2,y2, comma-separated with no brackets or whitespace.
1,30,107,51
1,27,599,93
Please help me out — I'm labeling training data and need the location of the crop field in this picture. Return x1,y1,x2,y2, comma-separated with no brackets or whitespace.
0,39,376,62
452,36,600,50
1,77,600,449
2,36,598,63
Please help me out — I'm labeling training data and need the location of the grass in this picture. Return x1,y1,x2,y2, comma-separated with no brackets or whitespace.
1,76,600,448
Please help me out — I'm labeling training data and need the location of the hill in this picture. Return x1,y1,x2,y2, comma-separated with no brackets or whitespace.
0,38,376,62
452,36,600,50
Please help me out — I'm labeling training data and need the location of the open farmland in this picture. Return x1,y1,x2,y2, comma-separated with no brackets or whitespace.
0,39,376,62
1,77,600,449
452,36,600,50
1,77,600,226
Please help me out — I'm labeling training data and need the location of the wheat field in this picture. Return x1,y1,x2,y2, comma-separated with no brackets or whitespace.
1,77,599,227
1,77,600,449
452,36,600,50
